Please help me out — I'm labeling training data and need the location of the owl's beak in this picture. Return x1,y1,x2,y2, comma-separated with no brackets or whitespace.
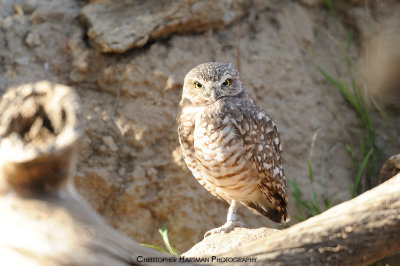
210,87,220,100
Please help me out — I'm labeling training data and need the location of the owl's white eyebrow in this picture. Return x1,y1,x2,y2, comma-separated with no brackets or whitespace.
220,73,233,82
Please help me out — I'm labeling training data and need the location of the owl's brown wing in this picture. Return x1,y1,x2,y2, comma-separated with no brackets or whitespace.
228,99,289,223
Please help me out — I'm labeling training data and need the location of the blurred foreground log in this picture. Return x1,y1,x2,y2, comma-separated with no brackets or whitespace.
223,173,400,265
0,82,170,265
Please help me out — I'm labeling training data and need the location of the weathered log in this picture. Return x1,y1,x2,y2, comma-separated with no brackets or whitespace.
223,173,400,265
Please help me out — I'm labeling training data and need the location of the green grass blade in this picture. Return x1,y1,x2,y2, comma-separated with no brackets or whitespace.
310,201,322,215
308,208,319,217
352,148,373,197
307,160,314,183
308,161,322,214
159,223,178,256
140,244,170,255
346,29,353,52
288,179,311,209
324,194,339,209
294,215,305,222
289,171,324,218
325,0,333,10
311,187,322,214
288,178,315,217
302,201,316,213
316,66,345,94
345,144,357,163
316,66,359,111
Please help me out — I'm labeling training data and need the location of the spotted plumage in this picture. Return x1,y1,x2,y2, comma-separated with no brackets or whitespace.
177,62,288,235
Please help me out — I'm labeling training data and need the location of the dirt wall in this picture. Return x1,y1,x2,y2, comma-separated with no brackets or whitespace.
1,0,399,253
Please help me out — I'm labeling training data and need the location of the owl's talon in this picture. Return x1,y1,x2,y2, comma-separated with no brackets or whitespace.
204,220,247,238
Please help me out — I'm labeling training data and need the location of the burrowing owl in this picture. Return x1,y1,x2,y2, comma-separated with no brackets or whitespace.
177,62,289,236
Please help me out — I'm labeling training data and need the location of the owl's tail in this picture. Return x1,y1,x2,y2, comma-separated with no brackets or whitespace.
243,191,290,224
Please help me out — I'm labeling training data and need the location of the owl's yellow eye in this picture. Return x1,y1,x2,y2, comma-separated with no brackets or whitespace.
222,79,230,87
195,82,203,89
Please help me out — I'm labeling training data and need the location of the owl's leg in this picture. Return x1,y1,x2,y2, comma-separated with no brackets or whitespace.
226,199,239,221
204,200,247,238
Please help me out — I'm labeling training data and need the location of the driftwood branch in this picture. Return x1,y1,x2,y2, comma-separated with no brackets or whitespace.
225,173,400,265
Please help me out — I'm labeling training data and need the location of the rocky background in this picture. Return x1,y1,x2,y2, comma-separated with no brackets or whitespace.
0,0,399,253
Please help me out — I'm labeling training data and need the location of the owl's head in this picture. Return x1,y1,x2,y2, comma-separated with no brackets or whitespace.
182,62,244,104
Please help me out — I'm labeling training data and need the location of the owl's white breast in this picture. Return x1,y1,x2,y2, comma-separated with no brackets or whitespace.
192,105,259,200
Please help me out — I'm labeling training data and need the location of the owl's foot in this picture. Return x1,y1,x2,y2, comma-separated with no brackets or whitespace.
204,220,247,238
